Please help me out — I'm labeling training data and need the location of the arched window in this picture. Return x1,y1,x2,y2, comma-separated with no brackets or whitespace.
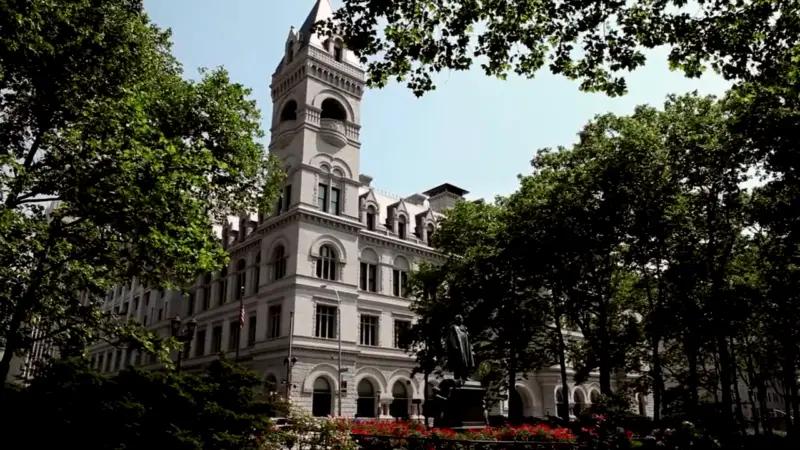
235,259,246,300
590,390,600,404
572,390,584,417
390,381,409,419
359,249,379,293
426,223,435,246
392,257,410,298
320,98,347,121
253,251,261,293
397,215,407,240
312,377,333,417
316,245,337,280
218,267,228,305
366,205,377,231
280,100,297,122
273,245,287,280
555,387,565,417
356,379,377,418
333,42,343,62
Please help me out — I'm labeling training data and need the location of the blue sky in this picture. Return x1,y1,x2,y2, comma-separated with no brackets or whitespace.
143,0,731,201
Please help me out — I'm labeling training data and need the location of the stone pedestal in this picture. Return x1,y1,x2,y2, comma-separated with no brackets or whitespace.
436,380,487,430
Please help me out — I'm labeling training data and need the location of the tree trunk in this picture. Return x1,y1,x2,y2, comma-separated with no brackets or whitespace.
554,304,571,420
685,334,700,414
716,335,737,434
651,335,663,421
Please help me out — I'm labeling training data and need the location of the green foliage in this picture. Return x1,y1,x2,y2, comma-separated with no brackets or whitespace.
0,0,283,380
3,356,283,449
319,0,800,96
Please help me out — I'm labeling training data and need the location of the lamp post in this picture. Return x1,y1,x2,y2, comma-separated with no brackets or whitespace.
284,310,296,400
321,284,343,417
170,316,197,373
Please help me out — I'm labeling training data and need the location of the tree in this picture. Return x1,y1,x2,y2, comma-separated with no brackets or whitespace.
0,0,283,382
405,199,553,422
3,356,283,449
320,0,800,97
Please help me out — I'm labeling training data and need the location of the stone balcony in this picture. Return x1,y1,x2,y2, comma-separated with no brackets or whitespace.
319,118,348,148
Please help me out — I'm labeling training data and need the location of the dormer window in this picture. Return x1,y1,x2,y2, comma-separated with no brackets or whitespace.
397,216,407,240
366,206,376,231
333,44,343,62
426,223,435,246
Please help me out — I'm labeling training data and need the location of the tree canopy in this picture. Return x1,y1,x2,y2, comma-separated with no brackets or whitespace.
0,0,283,382
3,356,285,449
321,0,800,96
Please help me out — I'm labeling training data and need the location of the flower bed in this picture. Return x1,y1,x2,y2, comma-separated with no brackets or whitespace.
349,420,576,443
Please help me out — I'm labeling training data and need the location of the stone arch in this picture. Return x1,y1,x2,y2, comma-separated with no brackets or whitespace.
393,255,411,271
572,386,588,416
302,363,339,393
360,247,379,264
515,383,537,418
587,386,601,403
387,369,418,399
354,366,387,395
277,98,299,123
267,235,291,258
309,154,354,179
263,371,280,393
313,90,354,121
309,235,347,262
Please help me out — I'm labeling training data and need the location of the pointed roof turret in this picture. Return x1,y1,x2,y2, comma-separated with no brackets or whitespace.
299,0,335,39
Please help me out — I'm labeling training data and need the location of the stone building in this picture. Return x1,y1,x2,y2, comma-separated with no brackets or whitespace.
87,0,651,420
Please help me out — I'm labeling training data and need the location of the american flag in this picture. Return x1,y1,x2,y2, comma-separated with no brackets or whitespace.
239,304,246,329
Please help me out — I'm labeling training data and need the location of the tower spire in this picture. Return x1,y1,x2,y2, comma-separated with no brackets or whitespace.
299,0,335,42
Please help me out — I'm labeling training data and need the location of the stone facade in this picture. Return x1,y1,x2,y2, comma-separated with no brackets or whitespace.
87,0,654,420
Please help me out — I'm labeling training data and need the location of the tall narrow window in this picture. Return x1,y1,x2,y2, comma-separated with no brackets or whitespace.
253,251,261,292
333,43,343,62
186,292,194,317
195,329,206,357
393,269,408,297
315,304,337,339
330,187,341,215
201,274,211,310
268,305,282,338
211,326,223,353
235,259,246,300
393,319,411,348
360,315,378,346
218,267,228,304
284,184,292,211
318,184,329,212
316,245,337,280
247,316,257,346
228,321,240,352
426,223,435,246
360,262,377,292
397,216,407,239
366,206,376,230
273,245,287,280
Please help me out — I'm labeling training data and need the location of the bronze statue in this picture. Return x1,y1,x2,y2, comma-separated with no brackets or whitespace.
446,314,475,382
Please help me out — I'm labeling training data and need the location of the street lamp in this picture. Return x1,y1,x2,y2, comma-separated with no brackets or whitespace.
320,284,343,417
170,316,197,373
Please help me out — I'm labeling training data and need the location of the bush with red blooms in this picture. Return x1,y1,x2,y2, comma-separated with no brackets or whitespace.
349,420,577,443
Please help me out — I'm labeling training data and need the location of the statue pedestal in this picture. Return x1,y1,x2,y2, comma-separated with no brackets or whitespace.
437,380,487,430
